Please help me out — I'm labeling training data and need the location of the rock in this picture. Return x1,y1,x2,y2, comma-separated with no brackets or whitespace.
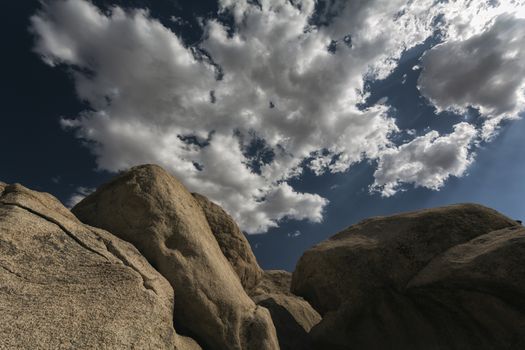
292,204,524,349
408,227,525,348
73,165,279,350
0,183,198,350
191,192,319,349
292,204,519,314
409,226,525,291
251,271,321,350
251,270,293,296
192,192,263,291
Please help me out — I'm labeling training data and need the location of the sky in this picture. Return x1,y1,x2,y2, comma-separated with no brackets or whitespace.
1,0,525,271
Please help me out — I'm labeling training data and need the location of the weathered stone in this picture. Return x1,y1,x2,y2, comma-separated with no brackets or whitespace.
0,183,198,350
73,165,278,350
251,270,293,296
292,204,518,314
251,270,321,350
292,204,524,349
192,192,263,291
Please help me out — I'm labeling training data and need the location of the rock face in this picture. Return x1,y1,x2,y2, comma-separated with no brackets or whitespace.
292,204,525,350
189,191,321,350
0,183,199,350
72,165,278,350
251,270,294,296
192,192,263,291
7,167,525,350
251,271,321,350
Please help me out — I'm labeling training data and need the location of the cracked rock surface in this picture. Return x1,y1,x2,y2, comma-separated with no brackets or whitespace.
0,182,200,350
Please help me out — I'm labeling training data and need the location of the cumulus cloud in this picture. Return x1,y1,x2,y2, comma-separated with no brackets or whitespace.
419,13,525,139
30,0,525,232
371,123,478,196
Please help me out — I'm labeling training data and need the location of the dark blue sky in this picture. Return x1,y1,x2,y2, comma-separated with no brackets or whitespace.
2,0,524,271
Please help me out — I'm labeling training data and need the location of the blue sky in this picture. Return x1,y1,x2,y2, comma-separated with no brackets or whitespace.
1,0,524,270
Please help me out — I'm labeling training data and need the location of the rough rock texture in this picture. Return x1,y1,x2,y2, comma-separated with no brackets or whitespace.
191,191,316,350
251,271,321,350
292,204,525,349
192,192,263,291
73,165,278,350
251,270,294,296
0,183,199,350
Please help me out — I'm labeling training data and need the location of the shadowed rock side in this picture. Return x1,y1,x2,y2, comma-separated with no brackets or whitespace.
0,183,200,350
189,192,321,350
251,271,321,350
72,165,279,350
292,204,525,350
192,192,263,291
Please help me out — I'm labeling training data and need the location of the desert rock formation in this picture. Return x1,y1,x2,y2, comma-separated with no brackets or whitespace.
192,192,263,291
3,166,525,350
72,165,278,350
0,183,199,349
292,204,525,349
251,270,321,350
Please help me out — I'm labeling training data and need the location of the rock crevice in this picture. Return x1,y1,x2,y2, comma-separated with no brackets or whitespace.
1,201,110,261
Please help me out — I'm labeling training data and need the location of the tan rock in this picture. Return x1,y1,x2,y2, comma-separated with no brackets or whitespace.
0,183,198,350
251,271,321,350
73,165,279,350
292,204,524,349
192,192,263,291
251,270,293,296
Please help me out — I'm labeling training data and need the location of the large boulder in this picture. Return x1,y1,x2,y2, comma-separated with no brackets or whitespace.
192,192,263,291
72,165,278,350
0,183,199,350
292,204,524,349
251,271,321,350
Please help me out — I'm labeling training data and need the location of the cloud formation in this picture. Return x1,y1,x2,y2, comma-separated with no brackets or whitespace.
372,123,478,196
419,13,525,139
31,0,525,232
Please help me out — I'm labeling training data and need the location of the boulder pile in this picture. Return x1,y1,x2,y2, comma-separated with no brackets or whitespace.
1,165,525,349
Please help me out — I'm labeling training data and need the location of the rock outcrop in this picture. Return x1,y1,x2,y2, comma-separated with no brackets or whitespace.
5,166,525,350
251,271,321,350
192,192,263,291
0,183,199,350
292,204,525,349
72,165,278,350
189,191,322,350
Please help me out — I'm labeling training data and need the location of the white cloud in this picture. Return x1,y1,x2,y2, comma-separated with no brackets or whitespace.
30,0,525,232
418,13,525,140
371,123,478,196
67,186,95,208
